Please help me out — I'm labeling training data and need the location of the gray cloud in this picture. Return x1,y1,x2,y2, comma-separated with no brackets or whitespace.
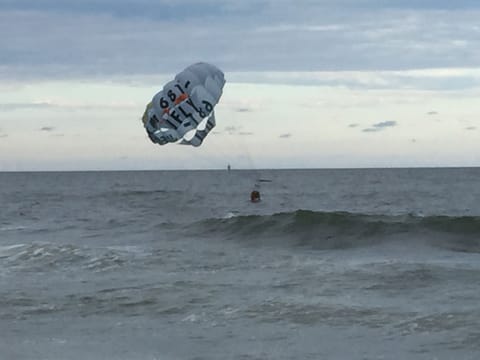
427,111,439,115
40,126,55,132
224,126,237,133
0,102,54,111
0,1,245,20
363,120,397,132
363,128,380,133
235,108,253,113
465,126,477,130
375,121,397,128
229,69,480,91
0,134,7,138
0,101,137,112
1,2,480,81
224,126,253,136
3,1,479,20
348,123,359,128
279,133,292,139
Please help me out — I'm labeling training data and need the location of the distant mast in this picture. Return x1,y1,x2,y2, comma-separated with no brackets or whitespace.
227,164,231,172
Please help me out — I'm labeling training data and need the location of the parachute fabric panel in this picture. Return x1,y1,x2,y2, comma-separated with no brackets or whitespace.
142,62,225,146
180,112,216,147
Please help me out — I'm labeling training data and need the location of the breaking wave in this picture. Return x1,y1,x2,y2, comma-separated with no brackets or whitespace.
192,210,480,252
1,243,129,272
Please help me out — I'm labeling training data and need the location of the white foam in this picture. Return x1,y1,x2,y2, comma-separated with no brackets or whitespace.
0,244,25,257
182,314,199,322
0,225,27,232
223,212,238,219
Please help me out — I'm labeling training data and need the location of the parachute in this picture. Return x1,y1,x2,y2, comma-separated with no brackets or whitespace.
142,62,226,147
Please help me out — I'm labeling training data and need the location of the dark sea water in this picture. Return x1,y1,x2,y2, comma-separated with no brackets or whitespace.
1,168,480,360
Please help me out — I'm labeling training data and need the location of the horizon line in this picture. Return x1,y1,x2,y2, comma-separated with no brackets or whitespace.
1,165,479,173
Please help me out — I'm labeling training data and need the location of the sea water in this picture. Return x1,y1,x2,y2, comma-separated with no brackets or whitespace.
1,168,480,359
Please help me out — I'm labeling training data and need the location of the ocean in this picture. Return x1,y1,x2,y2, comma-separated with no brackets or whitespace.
1,168,480,360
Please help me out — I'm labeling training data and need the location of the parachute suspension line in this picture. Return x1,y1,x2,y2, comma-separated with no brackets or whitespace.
230,129,262,190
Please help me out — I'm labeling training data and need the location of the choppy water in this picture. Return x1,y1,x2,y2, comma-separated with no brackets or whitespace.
1,168,480,359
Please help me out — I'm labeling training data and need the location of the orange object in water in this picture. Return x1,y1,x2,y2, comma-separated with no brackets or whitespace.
250,190,261,203
175,93,188,105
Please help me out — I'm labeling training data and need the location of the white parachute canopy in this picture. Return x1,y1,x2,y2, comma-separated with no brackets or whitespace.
142,62,226,147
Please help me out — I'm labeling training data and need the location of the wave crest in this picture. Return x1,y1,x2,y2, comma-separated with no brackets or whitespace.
192,210,480,252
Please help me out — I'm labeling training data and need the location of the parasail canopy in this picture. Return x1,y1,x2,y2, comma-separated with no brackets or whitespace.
142,62,226,147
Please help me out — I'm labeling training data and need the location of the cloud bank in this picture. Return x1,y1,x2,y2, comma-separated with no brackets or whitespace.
2,1,480,81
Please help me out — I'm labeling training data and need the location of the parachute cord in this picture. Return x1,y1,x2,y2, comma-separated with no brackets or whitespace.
233,132,261,190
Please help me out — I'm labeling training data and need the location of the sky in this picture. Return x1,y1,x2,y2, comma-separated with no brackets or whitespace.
1,0,480,170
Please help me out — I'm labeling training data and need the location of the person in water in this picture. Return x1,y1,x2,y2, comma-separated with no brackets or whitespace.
250,190,261,202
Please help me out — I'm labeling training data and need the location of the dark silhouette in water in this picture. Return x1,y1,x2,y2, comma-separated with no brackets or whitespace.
250,190,261,203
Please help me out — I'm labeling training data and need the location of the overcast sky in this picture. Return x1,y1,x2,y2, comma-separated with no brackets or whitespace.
1,0,479,170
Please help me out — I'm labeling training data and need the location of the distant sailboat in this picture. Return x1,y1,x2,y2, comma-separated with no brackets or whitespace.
227,164,231,172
